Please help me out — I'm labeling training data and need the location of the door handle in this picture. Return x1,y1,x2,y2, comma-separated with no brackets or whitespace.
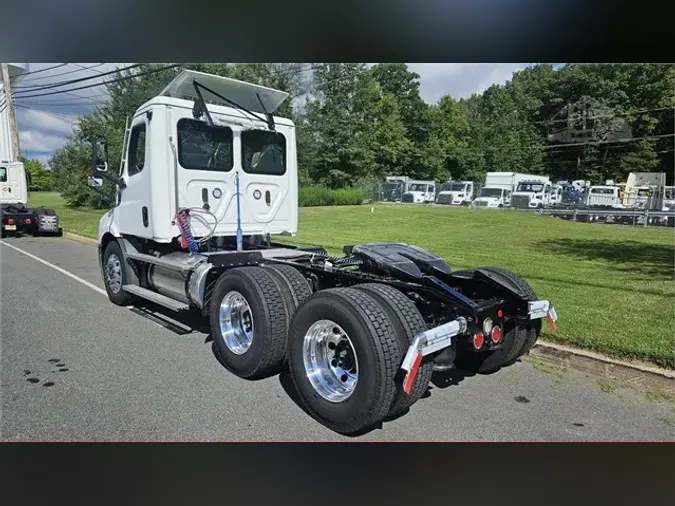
265,190,271,206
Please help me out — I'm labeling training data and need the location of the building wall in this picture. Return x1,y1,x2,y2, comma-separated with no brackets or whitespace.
0,63,29,162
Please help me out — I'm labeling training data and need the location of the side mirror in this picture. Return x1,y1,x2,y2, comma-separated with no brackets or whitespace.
91,136,109,172
88,176,104,188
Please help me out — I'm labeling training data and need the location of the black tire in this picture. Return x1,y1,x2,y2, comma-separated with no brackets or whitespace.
453,267,538,374
210,267,289,379
287,288,403,436
480,267,542,359
102,241,135,306
263,264,312,309
354,283,433,418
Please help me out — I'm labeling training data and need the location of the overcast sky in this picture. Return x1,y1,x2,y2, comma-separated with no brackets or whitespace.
14,63,557,167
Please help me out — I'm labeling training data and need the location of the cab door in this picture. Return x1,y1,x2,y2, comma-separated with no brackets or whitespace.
117,118,153,238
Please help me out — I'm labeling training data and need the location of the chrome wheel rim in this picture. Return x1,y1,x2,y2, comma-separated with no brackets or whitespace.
105,254,123,294
303,320,358,403
219,291,254,355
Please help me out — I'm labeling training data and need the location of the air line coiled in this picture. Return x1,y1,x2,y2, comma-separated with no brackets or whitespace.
175,209,199,253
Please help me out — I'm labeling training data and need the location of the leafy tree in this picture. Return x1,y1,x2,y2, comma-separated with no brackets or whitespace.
19,156,52,191
306,63,409,188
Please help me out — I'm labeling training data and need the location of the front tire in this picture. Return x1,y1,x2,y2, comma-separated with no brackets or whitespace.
210,267,289,379
287,288,403,436
102,241,134,306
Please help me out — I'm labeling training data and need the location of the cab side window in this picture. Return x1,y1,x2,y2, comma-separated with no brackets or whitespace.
128,123,147,176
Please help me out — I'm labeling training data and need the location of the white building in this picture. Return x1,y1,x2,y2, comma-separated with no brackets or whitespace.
0,63,29,162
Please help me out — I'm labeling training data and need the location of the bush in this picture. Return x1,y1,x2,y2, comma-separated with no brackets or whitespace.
299,186,363,207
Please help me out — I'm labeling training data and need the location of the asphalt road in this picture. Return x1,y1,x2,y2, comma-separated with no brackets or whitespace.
1,236,673,441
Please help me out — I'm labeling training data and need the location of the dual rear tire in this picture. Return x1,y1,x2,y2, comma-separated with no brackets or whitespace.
209,265,433,435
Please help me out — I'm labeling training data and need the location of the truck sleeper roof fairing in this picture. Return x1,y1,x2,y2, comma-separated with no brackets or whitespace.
160,70,290,127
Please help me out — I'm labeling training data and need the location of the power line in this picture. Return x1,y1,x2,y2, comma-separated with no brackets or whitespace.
10,63,68,80
14,64,143,93
71,63,108,75
17,63,107,84
12,64,182,99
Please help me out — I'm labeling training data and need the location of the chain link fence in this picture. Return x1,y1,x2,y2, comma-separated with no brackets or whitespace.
363,182,674,227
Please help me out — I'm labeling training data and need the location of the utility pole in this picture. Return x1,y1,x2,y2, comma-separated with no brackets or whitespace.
1,63,21,162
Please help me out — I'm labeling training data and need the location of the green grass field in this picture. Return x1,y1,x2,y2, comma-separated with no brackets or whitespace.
29,192,675,368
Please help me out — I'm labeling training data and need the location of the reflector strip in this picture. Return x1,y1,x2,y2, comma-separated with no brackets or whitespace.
546,308,557,333
403,353,423,395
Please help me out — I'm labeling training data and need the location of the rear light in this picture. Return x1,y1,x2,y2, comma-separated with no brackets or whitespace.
497,309,504,318
7,218,14,225
24,218,31,225
473,333,484,349
491,326,502,343
482,317,493,335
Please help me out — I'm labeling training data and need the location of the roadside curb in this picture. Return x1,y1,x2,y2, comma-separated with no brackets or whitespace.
63,231,98,247
530,341,674,396
60,230,674,389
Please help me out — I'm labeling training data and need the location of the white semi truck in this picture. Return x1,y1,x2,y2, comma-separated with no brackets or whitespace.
436,181,475,206
1,160,62,237
401,180,436,203
471,172,528,208
509,175,552,209
85,70,557,436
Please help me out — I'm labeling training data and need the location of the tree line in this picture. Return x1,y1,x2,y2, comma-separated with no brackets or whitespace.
47,63,674,207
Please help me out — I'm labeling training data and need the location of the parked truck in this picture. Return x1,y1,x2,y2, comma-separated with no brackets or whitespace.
622,172,666,210
401,180,436,203
85,70,557,436
471,172,528,208
509,176,552,209
1,160,62,237
435,181,474,206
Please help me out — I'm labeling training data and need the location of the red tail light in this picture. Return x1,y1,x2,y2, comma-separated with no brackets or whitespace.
491,326,502,343
7,218,14,225
473,332,484,349
497,309,504,318
24,218,32,225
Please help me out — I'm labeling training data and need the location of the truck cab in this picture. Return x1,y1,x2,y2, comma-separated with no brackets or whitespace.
401,180,436,203
92,72,298,245
435,181,474,206
510,179,552,209
471,186,510,208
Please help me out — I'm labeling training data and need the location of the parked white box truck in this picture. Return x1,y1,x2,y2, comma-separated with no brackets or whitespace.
472,172,534,208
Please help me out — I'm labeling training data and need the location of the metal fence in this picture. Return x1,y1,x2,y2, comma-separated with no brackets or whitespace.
363,183,675,228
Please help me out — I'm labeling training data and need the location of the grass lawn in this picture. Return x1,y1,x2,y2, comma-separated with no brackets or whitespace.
30,192,675,368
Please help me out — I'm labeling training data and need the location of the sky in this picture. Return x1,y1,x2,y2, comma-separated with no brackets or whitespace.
13,63,556,168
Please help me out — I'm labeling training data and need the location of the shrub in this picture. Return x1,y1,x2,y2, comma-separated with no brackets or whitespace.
299,186,363,207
